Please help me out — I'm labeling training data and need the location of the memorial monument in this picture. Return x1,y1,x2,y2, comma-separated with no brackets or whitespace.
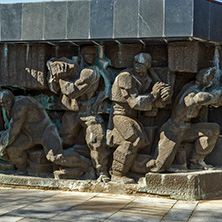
0,0,222,200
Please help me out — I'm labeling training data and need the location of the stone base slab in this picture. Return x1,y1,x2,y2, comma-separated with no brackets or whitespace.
0,173,139,196
142,169,222,200
1,169,222,200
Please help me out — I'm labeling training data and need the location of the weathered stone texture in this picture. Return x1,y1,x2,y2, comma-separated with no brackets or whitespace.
168,42,206,73
144,170,222,200
0,44,50,89
105,44,143,68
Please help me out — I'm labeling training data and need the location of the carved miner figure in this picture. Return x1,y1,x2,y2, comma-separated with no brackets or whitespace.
109,53,172,183
147,68,222,172
47,46,111,182
0,90,92,175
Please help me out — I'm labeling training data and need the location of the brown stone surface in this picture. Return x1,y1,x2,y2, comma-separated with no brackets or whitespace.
144,169,222,200
47,45,111,182
206,135,222,167
54,167,85,180
0,159,15,172
168,42,206,73
0,44,51,89
28,160,53,177
105,44,143,68
0,90,92,176
110,52,173,183
147,68,221,173
0,173,139,196
28,148,51,164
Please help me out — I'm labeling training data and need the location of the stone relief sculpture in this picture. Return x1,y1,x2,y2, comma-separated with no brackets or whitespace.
0,89,93,177
0,44,221,185
108,53,172,183
47,46,111,182
147,68,222,173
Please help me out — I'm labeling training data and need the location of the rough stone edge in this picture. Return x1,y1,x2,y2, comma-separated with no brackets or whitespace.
0,173,140,196
144,169,222,200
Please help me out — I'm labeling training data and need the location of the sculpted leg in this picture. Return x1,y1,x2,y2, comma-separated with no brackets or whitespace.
111,115,149,182
6,134,33,173
59,111,81,148
42,124,92,171
84,115,111,182
187,123,220,169
147,119,189,172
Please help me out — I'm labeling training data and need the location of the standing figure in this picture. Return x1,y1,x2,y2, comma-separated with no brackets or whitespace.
47,46,111,182
0,90,92,175
147,68,221,172
110,53,172,183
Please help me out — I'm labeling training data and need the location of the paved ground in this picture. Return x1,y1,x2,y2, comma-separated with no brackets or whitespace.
0,186,222,222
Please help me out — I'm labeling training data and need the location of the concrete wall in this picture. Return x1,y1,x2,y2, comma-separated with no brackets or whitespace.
0,0,221,42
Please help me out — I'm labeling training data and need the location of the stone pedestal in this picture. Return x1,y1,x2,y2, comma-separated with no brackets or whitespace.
142,169,222,200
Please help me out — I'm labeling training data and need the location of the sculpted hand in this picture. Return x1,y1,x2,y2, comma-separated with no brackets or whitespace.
160,85,172,102
152,82,163,98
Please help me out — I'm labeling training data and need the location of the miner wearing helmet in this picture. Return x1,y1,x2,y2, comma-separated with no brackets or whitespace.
109,53,172,183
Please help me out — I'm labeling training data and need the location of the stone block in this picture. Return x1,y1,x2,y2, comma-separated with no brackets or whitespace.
0,44,51,89
105,44,143,68
1,3,22,41
28,149,50,164
144,170,222,200
44,2,67,40
165,0,193,36
67,1,90,39
22,3,44,41
28,160,53,177
193,0,210,40
139,0,163,37
209,1,222,42
90,0,114,38
168,42,206,73
145,45,168,67
114,0,138,38
206,135,222,167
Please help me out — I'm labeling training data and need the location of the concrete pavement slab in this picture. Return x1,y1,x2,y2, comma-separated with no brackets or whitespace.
1,186,222,222
162,200,198,221
106,212,162,222
188,205,222,222
51,208,112,221
133,196,176,205
19,219,64,222
119,202,171,218
51,196,132,221
8,208,61,220
0,215,23,222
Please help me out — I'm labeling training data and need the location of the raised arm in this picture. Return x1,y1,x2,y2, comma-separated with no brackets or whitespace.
184,90,222,107
59,67,99,99
117,73,163,111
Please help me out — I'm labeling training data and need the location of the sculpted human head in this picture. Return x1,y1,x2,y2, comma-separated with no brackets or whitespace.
133,53,152,76
0,90,15,110
80,45,97,66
